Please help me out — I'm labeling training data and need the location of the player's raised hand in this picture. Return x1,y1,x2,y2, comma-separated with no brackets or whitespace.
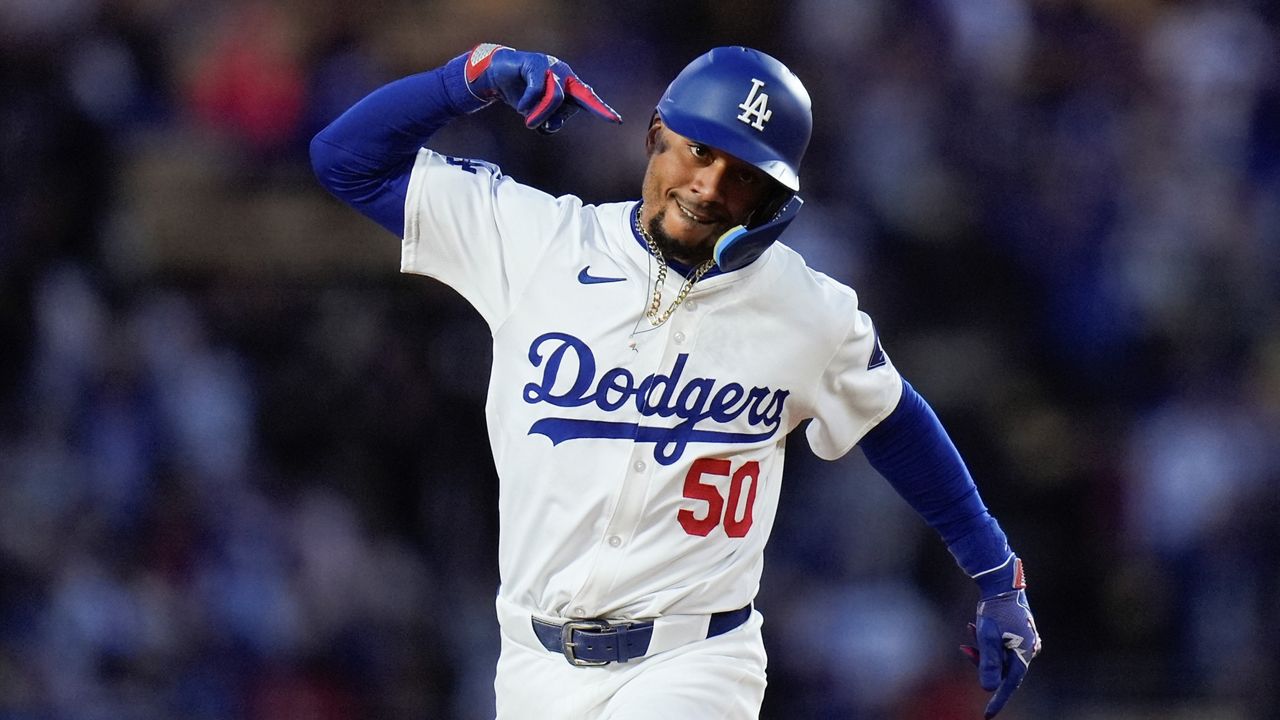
960,556,1042,719
463,43,622,134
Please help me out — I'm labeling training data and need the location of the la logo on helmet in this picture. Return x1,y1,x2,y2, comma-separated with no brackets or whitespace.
736,78,772,131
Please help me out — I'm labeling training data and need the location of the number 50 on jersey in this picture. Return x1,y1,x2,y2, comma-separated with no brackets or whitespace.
678,458,761,537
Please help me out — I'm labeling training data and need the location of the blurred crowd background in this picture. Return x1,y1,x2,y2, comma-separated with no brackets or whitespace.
2,0,1279,718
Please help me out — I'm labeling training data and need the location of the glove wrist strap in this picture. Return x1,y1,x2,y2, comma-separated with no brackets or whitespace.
973,554,1026,599
443,50,497,115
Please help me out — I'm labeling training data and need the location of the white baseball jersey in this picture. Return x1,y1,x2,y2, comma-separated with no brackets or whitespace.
401,148,902,625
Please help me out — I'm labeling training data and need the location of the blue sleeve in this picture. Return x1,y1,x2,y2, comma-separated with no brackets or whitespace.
858,379,1013,584
309,53,489,236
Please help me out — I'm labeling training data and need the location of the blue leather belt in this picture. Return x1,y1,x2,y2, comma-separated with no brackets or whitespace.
531,604,752,666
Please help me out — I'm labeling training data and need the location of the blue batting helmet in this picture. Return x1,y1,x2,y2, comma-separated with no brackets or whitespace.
656,47,812,192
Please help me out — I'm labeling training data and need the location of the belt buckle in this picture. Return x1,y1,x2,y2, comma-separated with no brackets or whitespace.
560,619,614,667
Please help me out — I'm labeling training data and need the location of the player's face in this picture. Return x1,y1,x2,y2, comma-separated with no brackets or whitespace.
640,122,771,266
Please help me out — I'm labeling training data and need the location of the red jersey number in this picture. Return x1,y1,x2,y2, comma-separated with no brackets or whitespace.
677,458,761,538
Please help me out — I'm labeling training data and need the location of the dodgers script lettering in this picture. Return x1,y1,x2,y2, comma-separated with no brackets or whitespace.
522,332,790,464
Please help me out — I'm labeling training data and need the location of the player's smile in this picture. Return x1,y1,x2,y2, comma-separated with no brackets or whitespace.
674,198,719,225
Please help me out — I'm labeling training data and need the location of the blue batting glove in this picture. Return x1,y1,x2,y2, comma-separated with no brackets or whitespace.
960,556,1042,719
463,43,622,134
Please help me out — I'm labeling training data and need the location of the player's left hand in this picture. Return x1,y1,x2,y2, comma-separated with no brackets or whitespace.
463,43,622,134
960,557,1042,718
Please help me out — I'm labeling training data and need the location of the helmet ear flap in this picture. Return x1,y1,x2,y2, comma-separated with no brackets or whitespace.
714,195,804,272
749,184,793,230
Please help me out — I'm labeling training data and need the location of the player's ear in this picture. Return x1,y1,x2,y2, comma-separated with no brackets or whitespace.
645,113,664,156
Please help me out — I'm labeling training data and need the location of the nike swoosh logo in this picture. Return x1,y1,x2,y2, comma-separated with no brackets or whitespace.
577,266,626,285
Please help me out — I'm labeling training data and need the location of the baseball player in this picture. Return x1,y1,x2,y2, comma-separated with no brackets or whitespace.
311,44,1041,719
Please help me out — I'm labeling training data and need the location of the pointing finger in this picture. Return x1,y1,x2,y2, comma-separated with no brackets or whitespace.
983,649,1028,718
565,75,622,123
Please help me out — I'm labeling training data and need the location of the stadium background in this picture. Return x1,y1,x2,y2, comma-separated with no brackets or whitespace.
2,0,1278,717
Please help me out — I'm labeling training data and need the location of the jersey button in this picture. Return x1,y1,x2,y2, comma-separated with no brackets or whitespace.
607,535,622,547
572,606,586,617
685,300,697,311
633,460,646,472
673,331,686,344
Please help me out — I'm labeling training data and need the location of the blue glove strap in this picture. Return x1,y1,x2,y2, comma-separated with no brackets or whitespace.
445,52,496,114
462,44,536,109
973,553,1026,599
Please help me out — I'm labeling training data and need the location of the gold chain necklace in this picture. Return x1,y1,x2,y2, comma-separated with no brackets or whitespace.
635,204,715,326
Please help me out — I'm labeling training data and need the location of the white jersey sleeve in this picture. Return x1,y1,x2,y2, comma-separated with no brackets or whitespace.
400,148,580,329
804,288,902,460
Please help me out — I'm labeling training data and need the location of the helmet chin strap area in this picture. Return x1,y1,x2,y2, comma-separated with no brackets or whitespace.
712,195,803,272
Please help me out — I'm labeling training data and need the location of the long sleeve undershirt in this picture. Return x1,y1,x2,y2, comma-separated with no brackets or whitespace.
859,381,1012,584
310,54,483,236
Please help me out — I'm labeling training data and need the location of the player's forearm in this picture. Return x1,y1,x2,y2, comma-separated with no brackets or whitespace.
309,53,486,235
858,379,1013,582
864,389,1038,715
